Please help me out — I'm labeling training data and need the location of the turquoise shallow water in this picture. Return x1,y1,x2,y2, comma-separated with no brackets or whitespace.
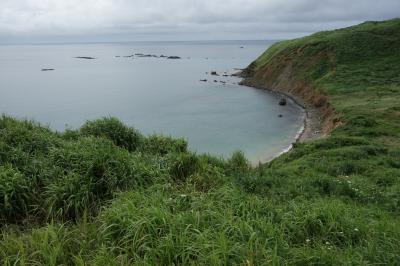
0,40,304,163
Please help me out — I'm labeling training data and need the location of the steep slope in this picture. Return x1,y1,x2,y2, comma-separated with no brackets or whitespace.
242,18,400,138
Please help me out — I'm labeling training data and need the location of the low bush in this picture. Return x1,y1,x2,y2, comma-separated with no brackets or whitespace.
168,152,200,181
139,135,187,155
80,117,143,151
226,151,250,177
44,137,149,220
0,165,34,224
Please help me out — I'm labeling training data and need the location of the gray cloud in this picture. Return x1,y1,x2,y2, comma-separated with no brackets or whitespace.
0,0,399,42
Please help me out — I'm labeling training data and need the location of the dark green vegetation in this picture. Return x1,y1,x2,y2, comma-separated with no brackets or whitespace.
1,19,400,265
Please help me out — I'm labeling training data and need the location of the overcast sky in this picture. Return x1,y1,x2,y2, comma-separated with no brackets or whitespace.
1,0,399,43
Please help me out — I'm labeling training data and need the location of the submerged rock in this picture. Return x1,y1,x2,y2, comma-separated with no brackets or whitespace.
279,98,287,106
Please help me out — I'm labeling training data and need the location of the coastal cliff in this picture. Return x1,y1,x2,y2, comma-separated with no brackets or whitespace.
241,18,400,141
240,54,338,141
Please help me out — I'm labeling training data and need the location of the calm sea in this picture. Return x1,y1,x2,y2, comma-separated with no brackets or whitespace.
0,40,304,163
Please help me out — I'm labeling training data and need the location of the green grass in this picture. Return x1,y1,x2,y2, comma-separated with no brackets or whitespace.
1,18,400,265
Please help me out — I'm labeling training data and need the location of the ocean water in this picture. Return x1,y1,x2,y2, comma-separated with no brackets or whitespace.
0,40,304,163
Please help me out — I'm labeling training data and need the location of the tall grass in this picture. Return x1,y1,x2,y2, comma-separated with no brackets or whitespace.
0,165,34,224
1,19,400,264
80,117,143,152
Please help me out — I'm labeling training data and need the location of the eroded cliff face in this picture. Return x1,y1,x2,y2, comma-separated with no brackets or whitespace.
240,49,341,140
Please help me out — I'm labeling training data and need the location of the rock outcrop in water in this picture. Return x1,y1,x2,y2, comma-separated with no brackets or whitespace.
279,98,287,106
117,54,181,59
75,56,96,59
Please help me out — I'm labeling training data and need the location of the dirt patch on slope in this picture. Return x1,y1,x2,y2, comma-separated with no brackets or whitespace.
240,52,341,142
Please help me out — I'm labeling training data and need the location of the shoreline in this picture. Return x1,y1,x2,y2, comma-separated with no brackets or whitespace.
239,79,325,166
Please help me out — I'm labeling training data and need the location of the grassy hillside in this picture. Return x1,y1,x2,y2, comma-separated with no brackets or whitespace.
1,19,400,265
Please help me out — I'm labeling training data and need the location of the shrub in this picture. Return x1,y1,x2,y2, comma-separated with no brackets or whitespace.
45,172,99,220
80,117,142,152
0,165,34,223
61,129,82,141
168,153,200,181
140,135,187,155
44,137,145,219
0,115,59,155
226,151,249,176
